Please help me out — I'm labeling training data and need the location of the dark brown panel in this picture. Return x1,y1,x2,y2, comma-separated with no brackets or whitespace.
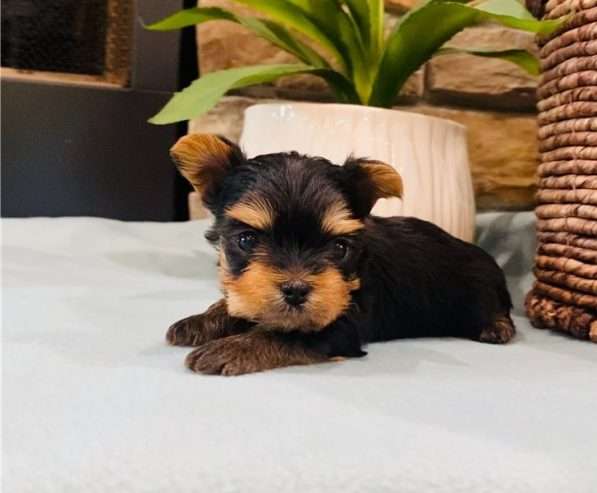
1,80,178,220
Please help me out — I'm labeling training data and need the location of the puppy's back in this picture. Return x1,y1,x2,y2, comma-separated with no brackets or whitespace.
360,217,512,341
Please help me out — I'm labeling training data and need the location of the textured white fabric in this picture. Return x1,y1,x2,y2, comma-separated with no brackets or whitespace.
3,214,596,493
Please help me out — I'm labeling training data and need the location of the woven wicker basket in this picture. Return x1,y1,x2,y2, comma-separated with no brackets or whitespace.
525,0,597,341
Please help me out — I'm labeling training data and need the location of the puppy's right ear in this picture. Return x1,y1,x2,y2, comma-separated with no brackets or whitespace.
343,157,403,217
170,134,244,209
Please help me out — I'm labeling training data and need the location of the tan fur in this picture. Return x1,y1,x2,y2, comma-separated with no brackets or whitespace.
308,268,360,328
321,201,364,235
169,133,232,195
219,256,360,332
226,196,275,230
362,161,403,199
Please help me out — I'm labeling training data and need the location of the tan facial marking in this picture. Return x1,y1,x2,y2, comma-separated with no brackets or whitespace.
220,259,287,324
219,256,360,332
226,197,274,230
307,268,360,328
321,201,364,236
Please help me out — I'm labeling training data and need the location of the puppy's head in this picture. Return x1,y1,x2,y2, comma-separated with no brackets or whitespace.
171,134,402,331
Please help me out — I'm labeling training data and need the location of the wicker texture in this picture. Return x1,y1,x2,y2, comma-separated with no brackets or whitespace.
526,0,597,342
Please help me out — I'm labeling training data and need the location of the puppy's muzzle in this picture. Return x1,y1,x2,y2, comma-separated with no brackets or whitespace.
280,281,312,307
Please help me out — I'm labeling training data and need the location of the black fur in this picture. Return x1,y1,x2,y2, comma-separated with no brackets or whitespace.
359,216,512,342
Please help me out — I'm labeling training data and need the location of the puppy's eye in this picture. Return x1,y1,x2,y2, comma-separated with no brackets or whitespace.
238,231,258,252
332,239,349,260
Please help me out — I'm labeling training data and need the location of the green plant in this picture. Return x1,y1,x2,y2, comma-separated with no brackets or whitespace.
147,0,560,124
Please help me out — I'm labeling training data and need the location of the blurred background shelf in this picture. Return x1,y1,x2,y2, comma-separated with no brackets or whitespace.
1,0,196,220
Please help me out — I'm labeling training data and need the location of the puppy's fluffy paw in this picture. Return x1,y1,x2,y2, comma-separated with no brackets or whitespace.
478,314,516,344
185,336,264,376
166,314,208,346
185,332,326,376
166,299,240,347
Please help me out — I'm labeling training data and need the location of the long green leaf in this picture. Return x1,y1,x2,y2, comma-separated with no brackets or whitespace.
282,0,370,102
369,0,563,107
343,0,384,62
313,1,369,100
367,0,385,63
145,6,235,30
346,0,385,95
285,0,311,10
241,17,329,68
148,64,358,125
278,1,369,101
232,0,348,73
146,6,328,68
474,0,562,34
343,0,371,41
437,47,540,75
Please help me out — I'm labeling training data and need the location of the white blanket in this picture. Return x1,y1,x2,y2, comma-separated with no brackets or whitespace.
3,214,596,493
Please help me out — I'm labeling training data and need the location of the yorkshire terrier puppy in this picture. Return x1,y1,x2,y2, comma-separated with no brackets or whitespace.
167,134,515,376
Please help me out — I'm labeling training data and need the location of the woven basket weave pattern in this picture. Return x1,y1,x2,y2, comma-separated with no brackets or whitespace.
525,0,597,341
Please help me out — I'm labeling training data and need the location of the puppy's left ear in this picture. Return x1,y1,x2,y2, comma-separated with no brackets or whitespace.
170,134,244,211
343,158,403,217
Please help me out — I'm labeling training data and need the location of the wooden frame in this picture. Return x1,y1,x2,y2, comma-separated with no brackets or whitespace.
1,0,189,221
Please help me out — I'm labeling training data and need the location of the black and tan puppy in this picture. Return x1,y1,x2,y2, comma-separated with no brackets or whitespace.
167,134,515,375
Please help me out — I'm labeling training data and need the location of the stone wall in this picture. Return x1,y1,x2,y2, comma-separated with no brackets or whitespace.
190,0,541,210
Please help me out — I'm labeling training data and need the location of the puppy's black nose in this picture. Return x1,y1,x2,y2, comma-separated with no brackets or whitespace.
281,281,312,307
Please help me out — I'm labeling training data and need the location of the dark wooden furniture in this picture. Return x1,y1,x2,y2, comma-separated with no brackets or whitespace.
1,0,193,221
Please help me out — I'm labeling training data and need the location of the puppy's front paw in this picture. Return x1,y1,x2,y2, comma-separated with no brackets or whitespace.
185,336,261,376
478,314,516,344
185,332,326,376
166,314,208,346
166,299,248,347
